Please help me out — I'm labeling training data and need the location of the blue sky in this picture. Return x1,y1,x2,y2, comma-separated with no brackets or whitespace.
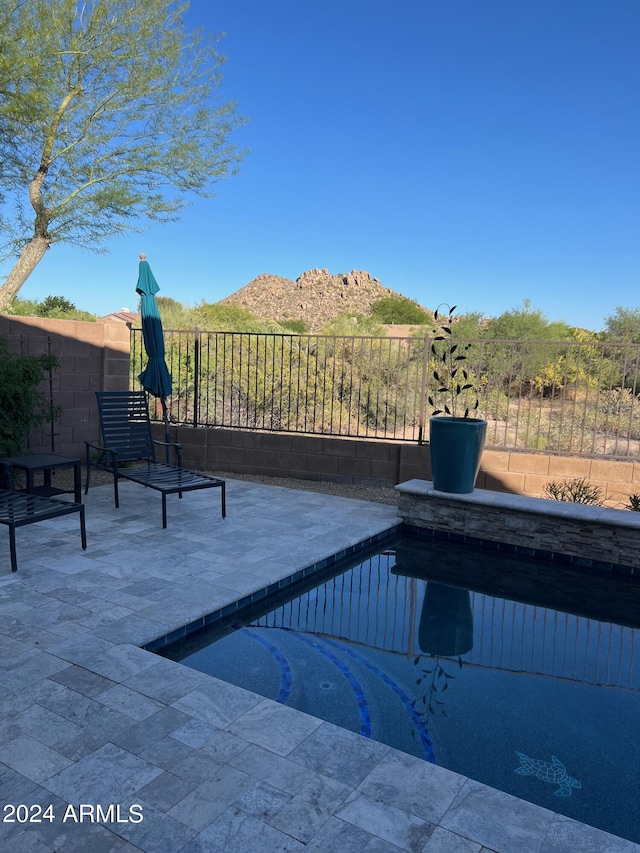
9,0,640,331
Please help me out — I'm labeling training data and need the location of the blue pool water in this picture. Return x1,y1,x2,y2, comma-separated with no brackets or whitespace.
161,532,640,843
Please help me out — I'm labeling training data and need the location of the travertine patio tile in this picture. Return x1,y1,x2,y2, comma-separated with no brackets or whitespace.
181,806,304,853
37,684,132,730
2,830,53,852
89,614,166,645
172,678,261,728
136,770,197,812
541,814,640,853
422,825,482,852
12,816,136,853
1,648,71,687
287,721,389,787
235,779,292,820
1,735,73,783
163,750,223,786
195,728,249,765
302,815,377,852
113,802,197,851
95,684,165,720
169,718,222,749
227,697,322,756
110,707,192,754
167,764,253,831
17,702,85,749
0,767,43,806
121,659,208,705
43,742,161,802
358,752,466,824
440,778,554,853
335,790,436,853
269,773,353,843
228,743,316,794
74,604,138,631
48,665,117,698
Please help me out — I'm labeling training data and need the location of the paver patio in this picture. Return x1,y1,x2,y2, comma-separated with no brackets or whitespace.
0,479,637,852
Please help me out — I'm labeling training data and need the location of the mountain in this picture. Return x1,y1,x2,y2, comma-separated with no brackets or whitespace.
220,268,419,331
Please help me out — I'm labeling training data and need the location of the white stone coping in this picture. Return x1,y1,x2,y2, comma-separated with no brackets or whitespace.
395,479,640,530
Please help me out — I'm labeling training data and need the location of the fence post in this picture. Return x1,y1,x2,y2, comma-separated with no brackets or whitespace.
193,331,200,428
418,334,431,445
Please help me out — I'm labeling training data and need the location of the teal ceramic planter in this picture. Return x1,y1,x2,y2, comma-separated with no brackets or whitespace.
429,416,487,494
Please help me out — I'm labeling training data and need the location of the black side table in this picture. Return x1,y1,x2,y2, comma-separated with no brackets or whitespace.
1,453,82,504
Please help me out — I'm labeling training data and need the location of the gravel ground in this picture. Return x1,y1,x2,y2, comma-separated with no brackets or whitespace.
29,465,400,506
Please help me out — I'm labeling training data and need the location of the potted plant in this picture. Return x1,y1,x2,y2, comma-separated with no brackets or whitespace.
427,304,487,493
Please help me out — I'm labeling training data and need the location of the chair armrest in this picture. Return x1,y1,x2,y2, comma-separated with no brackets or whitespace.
0,461,13,490
153,438,182,467
85,441,119,466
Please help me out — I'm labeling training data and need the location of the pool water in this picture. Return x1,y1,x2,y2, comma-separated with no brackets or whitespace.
161,532,640,844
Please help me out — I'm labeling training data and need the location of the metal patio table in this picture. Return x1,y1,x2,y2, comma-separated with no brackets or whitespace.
1,453,83,504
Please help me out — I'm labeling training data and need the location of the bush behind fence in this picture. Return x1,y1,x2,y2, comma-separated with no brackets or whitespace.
130,329,640,459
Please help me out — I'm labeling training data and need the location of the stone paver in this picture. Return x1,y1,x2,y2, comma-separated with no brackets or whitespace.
0,478,637,852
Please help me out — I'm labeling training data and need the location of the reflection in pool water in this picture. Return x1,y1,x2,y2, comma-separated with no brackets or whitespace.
162,532,640,844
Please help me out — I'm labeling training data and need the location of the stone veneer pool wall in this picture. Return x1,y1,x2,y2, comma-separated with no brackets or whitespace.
395,479,640,575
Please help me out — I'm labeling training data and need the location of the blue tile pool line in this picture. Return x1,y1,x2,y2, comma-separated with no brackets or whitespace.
144,524,401,652
144,520,637,653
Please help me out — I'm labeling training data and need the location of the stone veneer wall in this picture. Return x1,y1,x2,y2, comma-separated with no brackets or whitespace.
150,423,640,509
0,314,130,458
395,479,640,573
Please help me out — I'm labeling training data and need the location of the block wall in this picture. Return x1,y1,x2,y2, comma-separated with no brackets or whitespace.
0,314,130,458
153,424,640,509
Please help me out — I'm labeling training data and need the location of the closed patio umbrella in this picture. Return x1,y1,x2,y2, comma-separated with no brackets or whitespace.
136,253,172,443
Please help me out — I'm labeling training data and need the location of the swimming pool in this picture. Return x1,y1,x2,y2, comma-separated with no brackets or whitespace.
160,531,640,844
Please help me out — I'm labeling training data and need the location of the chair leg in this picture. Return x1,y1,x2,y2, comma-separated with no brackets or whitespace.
84,447,91,495
9,525,17,572
79,505,87,550
221,482,226,519
113,471,120,509
162,494,167,529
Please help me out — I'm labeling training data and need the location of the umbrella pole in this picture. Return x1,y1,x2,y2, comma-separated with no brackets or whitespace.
161,397,171,461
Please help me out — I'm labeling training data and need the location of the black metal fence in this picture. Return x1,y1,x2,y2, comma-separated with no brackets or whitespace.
130,328,640,458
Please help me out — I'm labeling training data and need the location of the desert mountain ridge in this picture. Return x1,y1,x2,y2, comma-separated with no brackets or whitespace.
220,268,430,332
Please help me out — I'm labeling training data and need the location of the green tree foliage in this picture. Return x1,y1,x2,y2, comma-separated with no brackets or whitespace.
191,302,266,332
603,307,640,343
0,0,247,308
278,319,308,334
448,312,486,339
369,295,430,325
6,296,97,321
483,300,573,340
0,336,61,456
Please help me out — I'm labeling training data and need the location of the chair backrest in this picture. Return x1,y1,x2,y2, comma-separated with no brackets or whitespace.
95,391,157,462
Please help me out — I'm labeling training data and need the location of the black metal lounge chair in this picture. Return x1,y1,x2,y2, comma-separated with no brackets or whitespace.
85,390,226,528
0,462,87,572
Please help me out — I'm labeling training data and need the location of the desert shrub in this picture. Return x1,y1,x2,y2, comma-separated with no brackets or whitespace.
370,295,430,325
625,494,640,511
0,336,61,456
542,477,603,505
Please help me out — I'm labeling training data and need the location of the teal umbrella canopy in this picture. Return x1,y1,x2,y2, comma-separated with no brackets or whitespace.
136,254,172,400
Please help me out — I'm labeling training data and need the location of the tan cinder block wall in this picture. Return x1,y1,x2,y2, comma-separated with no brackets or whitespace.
153,425,639,509
479,449,639,509
0,315,130,458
